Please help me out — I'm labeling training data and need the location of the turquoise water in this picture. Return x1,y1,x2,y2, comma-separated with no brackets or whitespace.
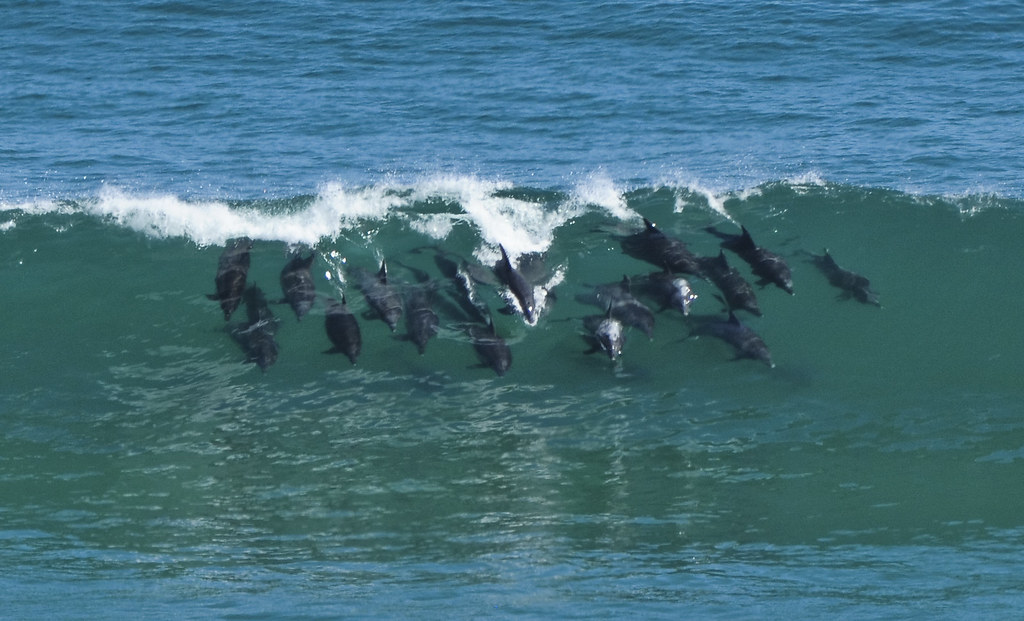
3,1,1024,618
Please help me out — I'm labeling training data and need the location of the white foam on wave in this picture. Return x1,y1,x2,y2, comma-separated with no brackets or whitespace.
569,172,636,221
1,177,587,255
409,213,455,240
3,184,410,247
0,198,65,216
668,178,736,223
89,188,255,246
785,170,828,190
409,174,584,263
311,181,408,227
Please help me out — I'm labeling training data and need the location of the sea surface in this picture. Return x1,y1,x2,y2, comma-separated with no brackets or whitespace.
3,1,1024,619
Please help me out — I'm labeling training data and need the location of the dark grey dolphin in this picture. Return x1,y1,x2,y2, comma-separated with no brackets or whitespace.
699,310,774,368
577,276,655,338
469,315,512,376
630,270,698,315
207,237,252,320
493,244,537,323
391,259,442,354
707,225,794,294
358,259,404,331
232,285,279,372
432,251,490,324
697,251,762,316
324,296,362,364
403,285,440,355
808,249,880,306
279,252,317,321
620,217,703,276
583,309,625,361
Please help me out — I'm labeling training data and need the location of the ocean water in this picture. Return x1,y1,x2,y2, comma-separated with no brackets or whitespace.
3,1,1024,618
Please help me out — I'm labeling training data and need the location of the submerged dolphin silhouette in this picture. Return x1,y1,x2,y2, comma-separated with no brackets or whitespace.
207,237,252,320
403,284,440,355
280,252,317,321
808,249,880,306
469,314,512,377
358,259,404,331
232,285,279,372
324,296,362,364
698,310,774,368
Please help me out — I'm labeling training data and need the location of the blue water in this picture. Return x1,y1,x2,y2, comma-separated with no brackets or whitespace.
5,0,1023,199
3,1,1024,619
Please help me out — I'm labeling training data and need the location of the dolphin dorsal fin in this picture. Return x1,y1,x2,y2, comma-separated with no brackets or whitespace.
738,226,757,249
378,259,388,284
498,244,513,269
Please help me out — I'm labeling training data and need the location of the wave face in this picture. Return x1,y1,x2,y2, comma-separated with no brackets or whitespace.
6,178,1024,617
5,183,1024,615
4,176,1022,413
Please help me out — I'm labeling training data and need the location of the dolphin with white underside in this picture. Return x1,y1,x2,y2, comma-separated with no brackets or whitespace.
493,244,537,324
583,307,625,361
629,270,698,315
577,276,655,338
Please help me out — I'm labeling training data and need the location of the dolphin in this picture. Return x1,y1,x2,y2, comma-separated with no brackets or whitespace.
279,252,317,321
808,249,880,306
577,276,655,338
697,251,762,316
207,237,252,320
699,310,774,368
403,285,440,355
583,308,625,361
432,251,490,324
620,217,703,276
707,225,794,294
357,259,404,331
324,296,362,364
493,244,537,323
708,226,794,297
232,285,279,372
630,270,698,315
469,315,512,376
